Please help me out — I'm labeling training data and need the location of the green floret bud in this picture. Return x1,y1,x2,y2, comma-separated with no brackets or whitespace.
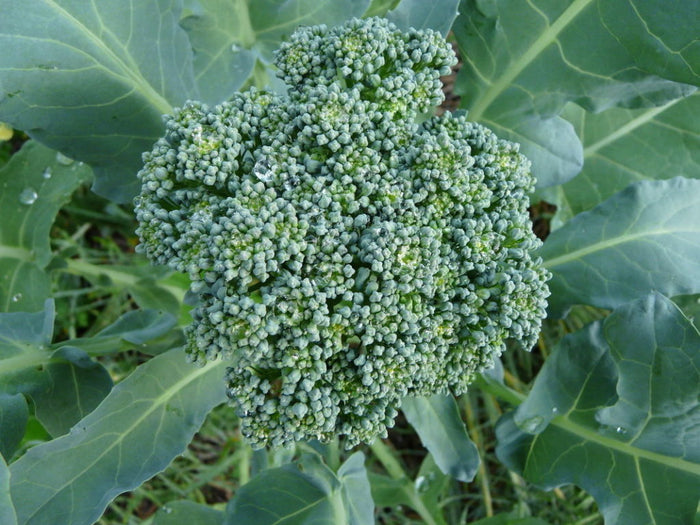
135,17,549,450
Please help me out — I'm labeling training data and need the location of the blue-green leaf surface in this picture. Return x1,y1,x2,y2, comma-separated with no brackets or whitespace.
337,452,375,525
363,0,400,18
540,177,700,317
386,0,460,36
546,91,700,224
0,394,27,460
599,0,700,87
497,293,700,525
57,308,181,357
0,141,92,312
179,0,259,105
225,451,373,525
453,0,695,187
180,0,371,105
402,394,479,482
153,500,224,525
0,455,17,525
0,0,198,202
0,301,116,439
28,347,113,437
10,348,227,525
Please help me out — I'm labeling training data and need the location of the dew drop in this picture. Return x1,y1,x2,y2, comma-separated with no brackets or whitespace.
253,158,273,182
11,293,22,303
231,43,241,52
615,426,627,435
415,475,430,493
55,152,74,165
42,167,52,179
519,415,544,433
19,188,38,205
551,407,559,414
162,506,172,514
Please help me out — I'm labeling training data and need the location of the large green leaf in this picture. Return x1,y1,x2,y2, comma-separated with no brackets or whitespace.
386,0,460,36
0,394,27,459
56,308,181,357
0,0,198,202
225,451,374,525
453,0,695,187
0,456,17,525
599,0,700,87
0,301,113,439
363,0,400,18
402,394,479,482
0,141,92,312
0,302,183,440
9,348,228,525
540,177,700,317
179,0,258,105
180,0,371,105
545,91,700,224
496,293,700,525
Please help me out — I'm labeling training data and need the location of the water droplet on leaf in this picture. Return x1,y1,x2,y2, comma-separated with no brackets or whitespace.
55,152,74,165
11,293,22,303
162,506,172,514
615,426,627,435
551,407,559,414
42,167,52,179
231,43,241,52
415,475,430,493
19,188,38,205
519,415,544,433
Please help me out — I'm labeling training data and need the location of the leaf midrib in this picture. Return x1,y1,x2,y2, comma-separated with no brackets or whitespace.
551,414,700,476
43,0,172,115
14,355,225,522
468,0,594,121
583,97,684,157
542,225,700,269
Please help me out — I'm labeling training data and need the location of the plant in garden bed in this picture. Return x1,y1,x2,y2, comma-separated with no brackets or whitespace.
0,1,698,524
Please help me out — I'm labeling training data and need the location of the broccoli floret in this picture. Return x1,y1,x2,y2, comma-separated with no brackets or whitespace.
135,17,550,448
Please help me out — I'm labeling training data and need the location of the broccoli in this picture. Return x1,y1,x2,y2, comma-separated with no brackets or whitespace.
135,17,550,448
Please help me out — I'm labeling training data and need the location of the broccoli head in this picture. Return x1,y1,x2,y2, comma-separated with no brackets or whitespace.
135,17,550,448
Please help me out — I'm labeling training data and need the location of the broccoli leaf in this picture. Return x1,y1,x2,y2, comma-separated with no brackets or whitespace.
9,347,228,525
496,293,700,525
540,177,700,317
0,0,198,202
0,141,91,312
225,452,374,525
0,455,17,525
599,0,700,88
0,301,113,440
542,91,700,226
453,0,695,187
0,394,27,460
386,0,460,36
402,394,480,482
180,0,371,105
363,0,400,18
